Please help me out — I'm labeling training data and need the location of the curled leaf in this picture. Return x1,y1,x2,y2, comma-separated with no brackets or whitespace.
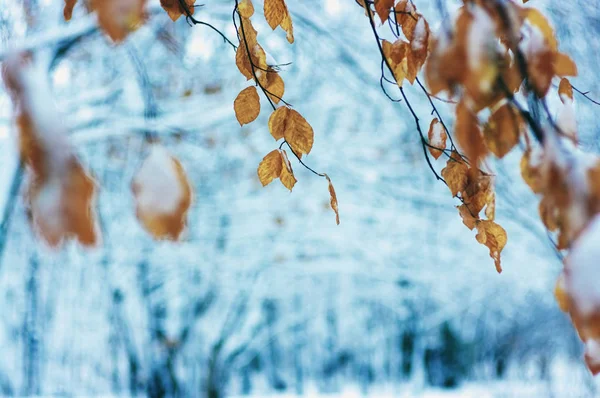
279,149,297,191
475,220,507,273
324,174,340,225
160,0,194,21
441,155,469,197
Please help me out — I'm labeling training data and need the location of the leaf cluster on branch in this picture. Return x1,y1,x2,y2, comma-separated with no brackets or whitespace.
358,0,600,373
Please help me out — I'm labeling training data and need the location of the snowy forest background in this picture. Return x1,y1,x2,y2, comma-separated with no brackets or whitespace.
1,0,600,397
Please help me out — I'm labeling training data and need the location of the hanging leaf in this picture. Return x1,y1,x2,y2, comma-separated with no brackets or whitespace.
442,156,469,197
268,106,289,140
284,109,314,156
279,149,297,191
427,118,447,160
483,102,524,158
234,86,261,126
238,0,254,18
64,0,77,21
475,220,507,273
264,0,287,29
559,78,574,103
375,0,394,24
324,174,340,225
266,70,285,104
264,0,294,43
257,149,284,186
455,100,487,167
160,0,194,22
131,145,192,240
267,107,313,156
458,204,478,230
91,0,147,42
554,52,578,77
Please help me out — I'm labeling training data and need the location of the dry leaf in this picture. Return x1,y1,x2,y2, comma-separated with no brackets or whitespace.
264,0,294,43
268,106,289,141
266,70,285,104
234,86,260,126
483,103,524,158
238,0,254,18
375,0,394,24
441,155,469,197
427,118,447,160
160,0,194,21
559,78,574,103
257,149,284,186
284,109,314,156
475,220,507,273
131,145,192,240
91,0,147,42
279,149,297,191
324,174,340,225
64,0,77,21
455,100,487,167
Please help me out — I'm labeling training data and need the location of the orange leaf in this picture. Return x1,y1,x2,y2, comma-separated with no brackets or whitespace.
238,0,254,18
375,0,394,24
160,0,194,21
257,149,284,186
266,70,285,104
455,100,487,167
483,103,524,158
268,106,289,141
64,0,77,21
284,109,314,156
427,118,447,160
131,145,193,240
234,86,261,126
554,52,578,77
558,78,574,103
92,0,147,42
324,174,340,225
475,220,507,273
279,149,297,191
441,155,469,197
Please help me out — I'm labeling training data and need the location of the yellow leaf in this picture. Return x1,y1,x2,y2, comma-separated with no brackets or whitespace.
324,174,340,225
234,86,261,126
238,0,254,18
441,155,469,197
236,44,253,81
523,8,557,50
160,0,194,21
266,70,285,104
268,106,289,140
554,52,578,77
475,220,507,273
264,0,287,30
257,149,283,186
280,9,294,44
64,0,77,21
279,149,297,191
483,103,524,158
558,78,573,103
284,109,314,156
427,118,447,160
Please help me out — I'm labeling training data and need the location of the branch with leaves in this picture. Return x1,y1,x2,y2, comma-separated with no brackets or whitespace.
357,0,600,375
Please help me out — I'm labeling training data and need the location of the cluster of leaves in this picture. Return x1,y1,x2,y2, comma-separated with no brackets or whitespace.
2,0,341,246
359,0,600,373
232,0,339,224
